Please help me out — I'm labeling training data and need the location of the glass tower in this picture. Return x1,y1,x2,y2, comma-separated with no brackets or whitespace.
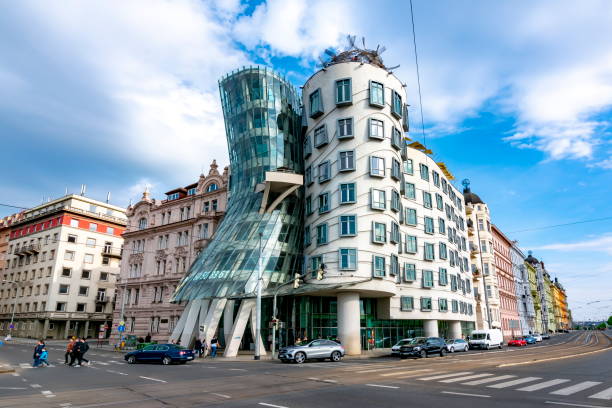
172,67,303,302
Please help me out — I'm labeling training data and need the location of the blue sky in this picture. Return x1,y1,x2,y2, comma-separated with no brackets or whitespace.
1,0,611,320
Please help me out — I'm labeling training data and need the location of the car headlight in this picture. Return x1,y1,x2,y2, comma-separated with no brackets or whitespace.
413,346,421,351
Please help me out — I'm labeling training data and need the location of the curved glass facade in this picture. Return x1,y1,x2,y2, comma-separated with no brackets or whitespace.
172,67,303,301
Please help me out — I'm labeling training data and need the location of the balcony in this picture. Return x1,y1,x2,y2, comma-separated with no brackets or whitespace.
102,247,122,259
96,294,109,303
194,238,210,250
13,243,41,256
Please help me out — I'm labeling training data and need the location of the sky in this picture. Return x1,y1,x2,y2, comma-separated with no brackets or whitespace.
0,0,611,321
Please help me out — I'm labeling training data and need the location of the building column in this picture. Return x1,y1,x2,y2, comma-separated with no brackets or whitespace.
42,319,50,340
64,320,71,339
449,321,462,339
223,299,235,345
424,319,439,337
83,321,90,339
337,292,361,355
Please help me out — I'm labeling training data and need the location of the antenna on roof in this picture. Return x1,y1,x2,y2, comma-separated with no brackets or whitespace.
65,187,68,196
106,192,111,203
80,184,87,196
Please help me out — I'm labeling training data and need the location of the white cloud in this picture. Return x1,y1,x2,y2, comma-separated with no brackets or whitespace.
533,234,612,255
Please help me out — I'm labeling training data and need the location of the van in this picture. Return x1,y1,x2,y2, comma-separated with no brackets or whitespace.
469,329,503,350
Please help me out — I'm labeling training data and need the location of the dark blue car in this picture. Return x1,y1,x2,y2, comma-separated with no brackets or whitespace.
124,344,195,365
523,335,537,344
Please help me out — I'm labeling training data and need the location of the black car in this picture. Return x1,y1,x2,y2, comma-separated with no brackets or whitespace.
124,343,195,365
399,337,447,359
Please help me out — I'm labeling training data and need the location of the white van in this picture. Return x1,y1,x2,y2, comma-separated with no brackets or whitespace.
469,329,504,350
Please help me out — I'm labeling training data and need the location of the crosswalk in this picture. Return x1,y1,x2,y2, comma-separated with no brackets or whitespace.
5,359,125,370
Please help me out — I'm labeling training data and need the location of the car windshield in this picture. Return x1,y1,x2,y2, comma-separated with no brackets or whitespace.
407,337,426,345
395,339,412,346
471,333,487,340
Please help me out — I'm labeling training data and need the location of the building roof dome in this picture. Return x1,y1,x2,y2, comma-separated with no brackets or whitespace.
462,187,484,205
525,250,539,264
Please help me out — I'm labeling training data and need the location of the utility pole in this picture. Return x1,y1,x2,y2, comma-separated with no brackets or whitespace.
2,280,18,340
254,232,263,360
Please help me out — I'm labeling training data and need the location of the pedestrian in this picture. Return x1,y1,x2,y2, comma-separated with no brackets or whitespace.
32,340,44,367
79,338,90,365
194,338,202,357
69,337,82,367
210,336,218,358
145,333,152,343
295,337,301,345
38,347,50,367
64,337,75,365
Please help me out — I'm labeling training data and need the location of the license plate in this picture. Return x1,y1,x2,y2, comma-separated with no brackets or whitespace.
187,356,193,360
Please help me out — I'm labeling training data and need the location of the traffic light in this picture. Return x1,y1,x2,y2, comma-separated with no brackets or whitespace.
293,273,301,289
316,263,326,280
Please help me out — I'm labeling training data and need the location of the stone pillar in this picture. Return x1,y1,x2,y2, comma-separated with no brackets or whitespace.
64,320,71,339
223,299,235,345
42,319,50,340
450,321,462,339
337,292,361,355
83,321,90,339
424,319,439,337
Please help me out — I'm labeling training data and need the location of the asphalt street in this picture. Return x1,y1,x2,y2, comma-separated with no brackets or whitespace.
0,331,610,408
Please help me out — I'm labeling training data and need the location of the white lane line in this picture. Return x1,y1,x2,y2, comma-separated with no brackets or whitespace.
41,391,53,394
358,366,416,374
440,373,494,383
545,401,609,408
488,377,542,389
588,386,612,400
366,384,400,389
11,373,20,376
258,403,288,408
228,368,247,371
0,387,27,390
550,381,603,396
518,379,570,392
97,362,109,366
139,376,167,383
441,391,491,398
323,379,337,383
30,384,42,388
463,375,516,385
419,372,473,381
380,369,433,377
211,393,231,399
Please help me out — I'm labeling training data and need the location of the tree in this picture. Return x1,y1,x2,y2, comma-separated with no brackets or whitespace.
596,322,606,330
607,315,612,326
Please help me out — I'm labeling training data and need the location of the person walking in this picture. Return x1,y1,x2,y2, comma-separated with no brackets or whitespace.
145,333,151,343
64,337,75,365
69,337,82,367
32,340,44,367
38,347,50,367
210,336,218,358
79,338,90,365
194,338,203,358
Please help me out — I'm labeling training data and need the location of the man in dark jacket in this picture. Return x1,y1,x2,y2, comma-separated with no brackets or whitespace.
194,338,203,357
32,340,45,367
79,338,90,365
69,337,82,367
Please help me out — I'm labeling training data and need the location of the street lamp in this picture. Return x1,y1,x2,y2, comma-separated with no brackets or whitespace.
254,232,263,360
1,280,19,340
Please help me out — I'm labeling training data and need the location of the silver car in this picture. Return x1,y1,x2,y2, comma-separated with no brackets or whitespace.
445,338,469,352
279,339,345,364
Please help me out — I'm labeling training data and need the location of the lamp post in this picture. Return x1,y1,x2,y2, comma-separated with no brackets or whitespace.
254,232,263,360
2,280,18,340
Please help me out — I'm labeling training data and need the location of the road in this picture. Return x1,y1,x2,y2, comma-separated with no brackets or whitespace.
0,331,610,408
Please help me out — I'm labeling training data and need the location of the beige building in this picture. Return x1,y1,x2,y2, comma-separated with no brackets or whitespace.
0,194,126,339
112,161,228,342
0,213,23,271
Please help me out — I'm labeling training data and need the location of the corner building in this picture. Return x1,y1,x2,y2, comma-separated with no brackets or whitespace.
302,58,476,354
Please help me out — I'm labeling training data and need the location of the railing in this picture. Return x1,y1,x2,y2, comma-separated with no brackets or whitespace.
96,294,108,303
102,247,122,258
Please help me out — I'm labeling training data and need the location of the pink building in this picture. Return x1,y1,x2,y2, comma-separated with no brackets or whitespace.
112,161,228,342
492,224,520,340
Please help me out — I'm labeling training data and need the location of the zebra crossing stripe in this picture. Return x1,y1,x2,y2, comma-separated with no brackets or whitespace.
380,369,432,377
439,373,493,383
518,379,570,392
488,377,541,389
550,381,603,396
419,372,473,381
588,386,612,400
463,375,516,385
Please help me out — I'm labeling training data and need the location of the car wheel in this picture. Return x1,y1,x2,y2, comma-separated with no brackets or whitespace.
162,356,172,365
294,352,306,364
331,351,342,362
179,361,187,364
449,347,454,353
498,344,502,349
420,350,427,358
440,349,447,357
465,345,469,352
127,356,136,364
485,344,490,350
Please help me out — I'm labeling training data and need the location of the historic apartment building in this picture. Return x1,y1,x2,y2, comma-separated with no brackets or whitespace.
0,213,23,271
510,242,537,335
0,195,126,339
491,225,520,339
112,162,228,342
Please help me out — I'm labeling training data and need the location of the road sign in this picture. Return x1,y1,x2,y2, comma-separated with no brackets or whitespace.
9,324,14,329
117,325,125,332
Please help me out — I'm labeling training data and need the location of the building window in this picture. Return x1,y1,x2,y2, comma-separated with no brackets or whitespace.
391,189,401,212
432,171,440,187
70,219,79,228
424,243,435,261
58,284,69,295
391,159,401,180
304,135,312,158
390,254,399,276
452,299,459,313
318,192,330,214
439,298,448,312
304,226,311,246
337,118,354,139
338,150,355,172
424,217,434,234
78,286,88,296
483,263,490,275
419,163,429,181
372,256,385,277
404,182,416,199
403,159,414,175
335,78,352,105
369,118,384,139
391,127,402,150
369,156,385,177
439,267,448,285
420,297,432,311
423,191,433,208
481,240,488,253
339,215,357,236
369,81,384,107
305,196,312,215
305,166,312,185
314,124,328,148
439,242,448,260
404,263,416,281
100,272,108,281
310,255,322,273
389,222,400,244
370,189,386,210
81,270,91,279
405,208,417,226
339,183,356,204
405,235,417,253
451,274,458,291
318,161,331,183
64,251,75,261
438,217,446,234
372,222,386,244
436,193,444,210
309,88,323,118
316,223,328,246
67,234,77,243
422,270,434,288
84,253,94,264
339,248,357,270
206,183,218,193
86,238,96,247
56,302,66,312
391,91,403,119
400,296,414,311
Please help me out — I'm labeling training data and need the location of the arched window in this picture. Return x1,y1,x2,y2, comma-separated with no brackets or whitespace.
138,217,148,230
206,183,218,193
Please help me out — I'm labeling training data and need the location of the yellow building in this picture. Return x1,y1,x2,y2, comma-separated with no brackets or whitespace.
525,261,543,333
552,278,569,330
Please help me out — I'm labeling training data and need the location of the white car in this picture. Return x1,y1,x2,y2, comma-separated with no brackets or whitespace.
532,333,543,342
391,338,413,356
446,339,469,352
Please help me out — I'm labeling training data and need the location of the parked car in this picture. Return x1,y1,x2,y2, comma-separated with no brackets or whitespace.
391,338,413,356
445,339,469,352
542,333,551,340
523,335,537,344
532,333,543,342
469,329,504,350
125,344,194,365
279,339,345,364
399,337,447,359
508,337,527,347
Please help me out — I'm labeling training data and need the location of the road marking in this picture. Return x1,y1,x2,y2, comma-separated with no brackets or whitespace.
258,403,288,408
545,401,609,408
97,362,109,366
588,386,612,400
419,372,473,381
440,373,493,383
463,375,516,385
380,368,432,377
11,373,20,376
518,379,570,392
358,366,416,374
0,387,27,390
229,368,247,371
441,391,491,398
139,376,167,383
550,381,602,396
211,393,231,399
498,347,611,368
41,391,53,394
488,377,542,389
366,384,400,389
30,384,42,388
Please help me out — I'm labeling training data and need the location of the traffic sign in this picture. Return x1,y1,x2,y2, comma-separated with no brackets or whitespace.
9,324,14,329
117,325,125,332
